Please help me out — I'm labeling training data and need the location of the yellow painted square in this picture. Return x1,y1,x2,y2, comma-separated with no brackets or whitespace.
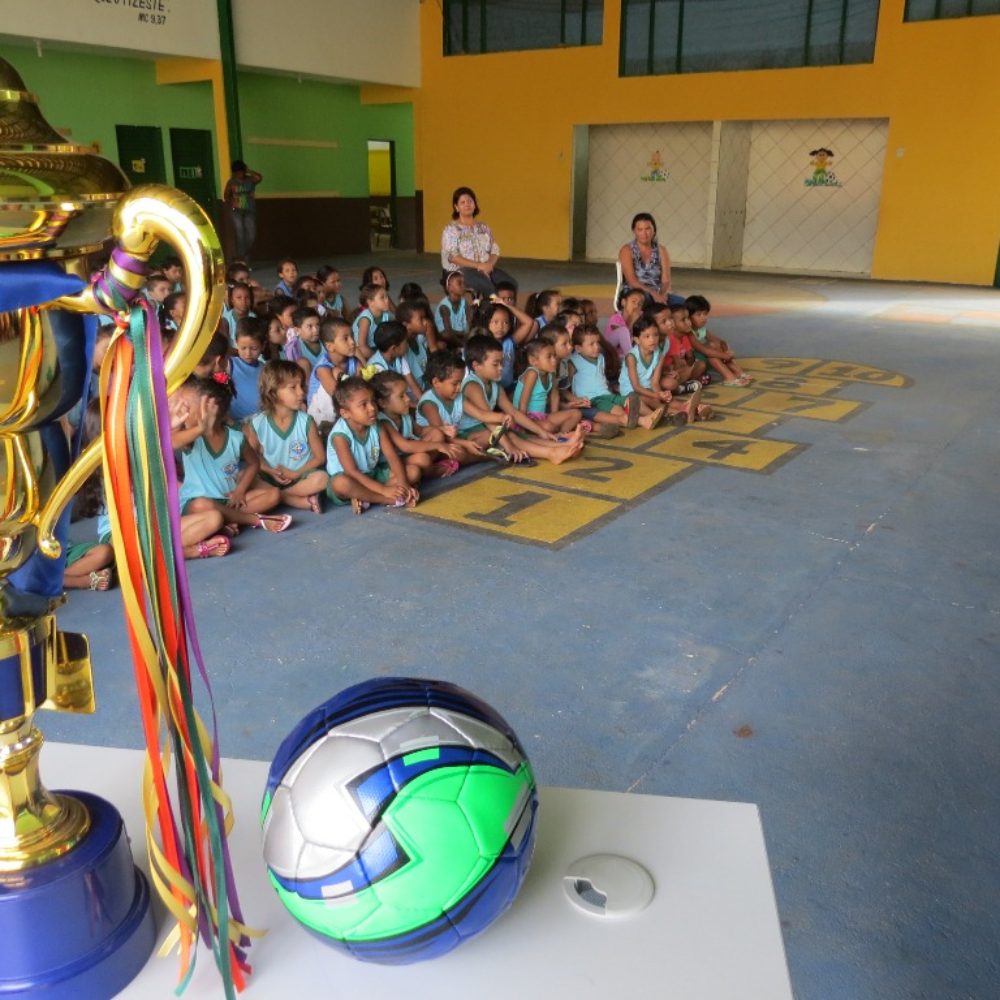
701,385,754,405
808,361,908,387
746,374,845,396
707,407,780,435
740,357,822,376
649,429,800,471
499,446,691,501
590,424,672,454
738,391,862,422
410,476,617,544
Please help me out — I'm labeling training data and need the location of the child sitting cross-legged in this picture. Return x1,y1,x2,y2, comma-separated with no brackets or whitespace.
174,375,292,533
371,370,470,480
684,294,751,386
513,337,582,437
325,376,418,514
619,315,690,426
243,361,328,513
415,350,484,466
459,334,584,466
569,325,661,432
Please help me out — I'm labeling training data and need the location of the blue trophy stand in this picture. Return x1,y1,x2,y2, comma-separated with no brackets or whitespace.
0,791,155,998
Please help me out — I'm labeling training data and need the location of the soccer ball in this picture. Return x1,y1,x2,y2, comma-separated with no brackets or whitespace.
261,677,539,964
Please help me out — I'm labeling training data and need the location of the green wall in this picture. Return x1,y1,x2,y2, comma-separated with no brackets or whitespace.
2,42,216,185
237,72,415,197
1,42,415,200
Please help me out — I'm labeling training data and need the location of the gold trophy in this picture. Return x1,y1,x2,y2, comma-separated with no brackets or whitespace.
0,55,228,997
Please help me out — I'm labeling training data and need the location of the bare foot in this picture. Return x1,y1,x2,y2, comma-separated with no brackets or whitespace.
639,406,665,430
548,442,582,465
696,404,714,421
351,498,370,515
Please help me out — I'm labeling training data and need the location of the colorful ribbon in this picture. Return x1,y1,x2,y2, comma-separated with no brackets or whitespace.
93,256,257,996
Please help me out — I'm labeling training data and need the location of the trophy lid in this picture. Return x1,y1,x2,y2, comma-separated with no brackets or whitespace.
0,56,129,261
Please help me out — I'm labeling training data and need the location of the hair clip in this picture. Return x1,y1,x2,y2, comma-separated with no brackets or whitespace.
211,371,231,386
359,364,378,382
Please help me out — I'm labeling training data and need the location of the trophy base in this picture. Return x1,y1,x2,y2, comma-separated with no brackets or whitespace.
0,791,155,999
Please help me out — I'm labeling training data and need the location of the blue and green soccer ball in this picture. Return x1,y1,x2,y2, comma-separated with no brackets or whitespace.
261,677,539,964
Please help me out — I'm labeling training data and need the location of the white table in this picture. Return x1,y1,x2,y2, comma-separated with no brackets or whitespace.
41,743,793,999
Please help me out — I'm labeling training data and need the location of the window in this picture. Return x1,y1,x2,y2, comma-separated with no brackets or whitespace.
444,0,603,55
620,0,880,76
905,0,1000,20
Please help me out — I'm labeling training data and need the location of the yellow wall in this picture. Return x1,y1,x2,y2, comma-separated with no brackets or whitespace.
408,0,1000,286
368,149,392,196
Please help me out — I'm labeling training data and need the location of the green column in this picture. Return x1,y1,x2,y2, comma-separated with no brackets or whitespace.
216,0,242,162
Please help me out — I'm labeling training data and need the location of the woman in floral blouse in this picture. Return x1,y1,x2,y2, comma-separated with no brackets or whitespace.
440,186,517,298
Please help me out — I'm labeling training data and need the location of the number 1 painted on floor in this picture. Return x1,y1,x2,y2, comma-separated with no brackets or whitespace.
466,491,549,528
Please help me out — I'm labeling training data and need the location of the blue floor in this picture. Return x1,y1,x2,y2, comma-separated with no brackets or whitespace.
44,258,1000,999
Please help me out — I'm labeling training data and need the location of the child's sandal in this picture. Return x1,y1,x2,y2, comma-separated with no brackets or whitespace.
487,424,507,450
88,568,113,591
195,534,230,558
254,513,292,533
350,499,370,515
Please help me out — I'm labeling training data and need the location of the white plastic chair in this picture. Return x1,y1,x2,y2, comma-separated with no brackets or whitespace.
613,259,624,310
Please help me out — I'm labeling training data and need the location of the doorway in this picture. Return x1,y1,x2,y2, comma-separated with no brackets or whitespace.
168,128,218,222
115,125,167,186
367,140,396,250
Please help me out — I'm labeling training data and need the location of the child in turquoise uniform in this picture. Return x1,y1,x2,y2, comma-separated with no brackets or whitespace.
372,371,470,480
513,338,582,437
460,335,584,466
325,377,418,513
396,301,434,385
352,283,392,362
243,361,328,513
230,319,266,422
274,258,298,297
368,321,423,400
223,281,255,344
415,350,485,467
435,270,469,346
173,377,291,533
569,325,662,432
317,265,349,319
480,300,535,393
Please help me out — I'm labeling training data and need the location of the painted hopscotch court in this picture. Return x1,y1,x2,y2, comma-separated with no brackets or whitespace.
411,357,910,548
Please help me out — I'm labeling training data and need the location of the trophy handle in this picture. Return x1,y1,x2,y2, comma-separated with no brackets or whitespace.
34,186,226,557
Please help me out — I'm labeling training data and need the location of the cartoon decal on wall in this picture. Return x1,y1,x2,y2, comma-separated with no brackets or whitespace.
641,150,669,183
805,148,841,188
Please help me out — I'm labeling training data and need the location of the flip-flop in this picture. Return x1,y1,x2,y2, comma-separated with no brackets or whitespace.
487,424,507,450
350,499,370,515
196,534,231,558
625,392,641,429
88,568,113,591
485,445,514,464
255,513,292,533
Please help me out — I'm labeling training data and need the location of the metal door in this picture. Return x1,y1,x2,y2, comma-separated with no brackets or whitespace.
168,128,217,219
115,125,167,186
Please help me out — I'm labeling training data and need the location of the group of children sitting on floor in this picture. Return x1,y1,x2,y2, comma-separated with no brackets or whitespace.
65,255,751,587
